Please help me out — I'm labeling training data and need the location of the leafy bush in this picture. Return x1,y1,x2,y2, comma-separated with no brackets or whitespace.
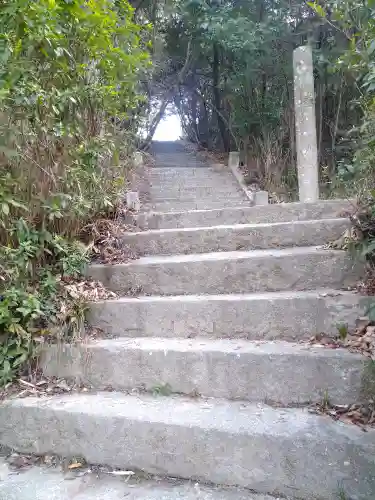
334,0,375,255
309,3,374,237
318,0,375,322
321,1,375,192
0,0,149,385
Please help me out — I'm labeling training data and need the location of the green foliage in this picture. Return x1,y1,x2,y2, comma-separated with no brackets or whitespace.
312,0,375,191
168,0,293,142
336,487,350,500
145,0,365,197
0,223,90,385
319,1,375,301
321,389,331,410
340,1,375,186
336,323,349,340
0,0,149,385
0,288,41,384
152,383,173,396
342,194,375,277
0,0,149,231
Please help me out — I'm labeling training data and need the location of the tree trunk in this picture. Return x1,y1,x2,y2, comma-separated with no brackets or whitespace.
139,95,171,150
212,43,229,152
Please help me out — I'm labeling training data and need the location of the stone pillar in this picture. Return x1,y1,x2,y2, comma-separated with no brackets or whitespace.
126,191,141,211
228,151,240,169
133,151,143,167
253,191,269,206
293,46,319,203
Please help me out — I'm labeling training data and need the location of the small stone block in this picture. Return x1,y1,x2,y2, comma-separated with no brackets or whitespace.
254,191,269,205
126,191,141,211
228,151,240,169
133,152,143,167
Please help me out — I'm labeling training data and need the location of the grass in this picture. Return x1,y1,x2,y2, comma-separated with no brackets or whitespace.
151,383,173,396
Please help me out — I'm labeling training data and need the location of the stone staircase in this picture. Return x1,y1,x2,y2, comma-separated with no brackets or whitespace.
1,142,375,499
145,141,250,212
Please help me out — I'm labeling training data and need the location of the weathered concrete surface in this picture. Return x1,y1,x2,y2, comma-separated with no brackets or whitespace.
41,338,365,405
0,459,277,500
150,180,235,189
126,191,141,211
227,152,254,203
144,199,250,212
1,394,375,500
149,166,231,176
145,147,248,212
148,196,249,208
87,290,364,341
121,218,350,256
253,191,269,206
130,199,355,230
294,46,319,203
87,247,362,296
228,151,240,168
149,186,246,198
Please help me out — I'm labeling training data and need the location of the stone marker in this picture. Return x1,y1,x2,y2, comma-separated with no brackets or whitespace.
253,190,268,206
293,45,319,203
228,151,240,169
133,151,143,167
126,191,141,211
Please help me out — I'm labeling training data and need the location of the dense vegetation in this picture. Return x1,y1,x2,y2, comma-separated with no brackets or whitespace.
139,0,374,197
0,0,374,384
0,0,149,385
323,0,375,302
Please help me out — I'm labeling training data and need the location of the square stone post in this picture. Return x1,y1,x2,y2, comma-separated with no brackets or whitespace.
126,191,141,211
228,151,240,169
126,152,143,212
133,151,143,167
293,45,319,203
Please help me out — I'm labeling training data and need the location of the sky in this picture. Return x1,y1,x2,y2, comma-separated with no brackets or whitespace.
153,112,182,141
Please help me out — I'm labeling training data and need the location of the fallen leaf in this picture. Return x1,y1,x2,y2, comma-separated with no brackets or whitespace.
68,462,82,469
18,379,36,389
56,380,70,391
36,380,48,386
107,470,135,476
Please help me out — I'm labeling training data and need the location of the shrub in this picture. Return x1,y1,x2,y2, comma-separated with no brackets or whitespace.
0,0,149,385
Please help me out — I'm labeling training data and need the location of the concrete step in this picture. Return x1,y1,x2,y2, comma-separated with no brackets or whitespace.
149,187,241,195
41,338,365,405
149,178,233,188
149,173,231,182
148,195,247,205
87,247,361,296
152,163,208,169
149,190,244,200
150,140,188,153
121,218,349,256
149,180,239,189
87,289,363,341
1,393,374,499
149,179,243,188
0,459,278,500
149,167,223,177
145,200,250,212
132,199,354,229
149,188,246,200
146,203,249,213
